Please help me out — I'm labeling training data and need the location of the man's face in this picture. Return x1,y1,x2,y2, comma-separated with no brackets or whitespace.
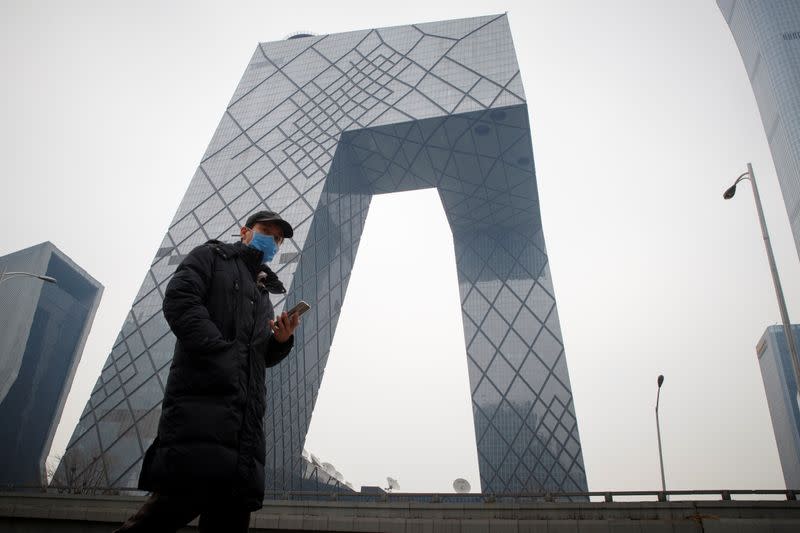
241,221,285,246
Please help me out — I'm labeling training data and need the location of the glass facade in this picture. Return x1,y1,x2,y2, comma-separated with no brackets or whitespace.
718,0,800,261
757,325,800,489
61,14,587,493
0,242,103,488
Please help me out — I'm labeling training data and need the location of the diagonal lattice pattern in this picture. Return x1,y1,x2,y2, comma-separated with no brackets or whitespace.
60,14,586,494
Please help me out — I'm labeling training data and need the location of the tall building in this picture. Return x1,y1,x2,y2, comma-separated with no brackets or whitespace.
0,242,103,488
718,1,800,260
61,14,587,494
757,324,800,489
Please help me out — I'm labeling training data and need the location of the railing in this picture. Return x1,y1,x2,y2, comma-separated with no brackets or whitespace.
2,486,799,503
262,489,799,503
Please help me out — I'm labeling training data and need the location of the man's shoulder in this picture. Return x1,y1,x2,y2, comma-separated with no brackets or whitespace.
187,240,241,259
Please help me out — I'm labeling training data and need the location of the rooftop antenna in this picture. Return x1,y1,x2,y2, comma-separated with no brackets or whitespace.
322,462,336,476
452,478,471,494
385,477,400,493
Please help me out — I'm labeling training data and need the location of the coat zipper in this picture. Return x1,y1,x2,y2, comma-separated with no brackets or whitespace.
240,262,260,429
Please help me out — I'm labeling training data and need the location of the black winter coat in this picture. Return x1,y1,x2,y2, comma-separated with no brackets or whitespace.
138,240,293,510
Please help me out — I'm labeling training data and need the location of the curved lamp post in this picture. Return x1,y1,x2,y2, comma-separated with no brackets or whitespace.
655,374,666,493
0,270,57,285
723,163,800,406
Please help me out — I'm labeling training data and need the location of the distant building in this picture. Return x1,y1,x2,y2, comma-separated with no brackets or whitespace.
0,242,103,488
718,1,800,261
62,14,587,494
757,324,800,489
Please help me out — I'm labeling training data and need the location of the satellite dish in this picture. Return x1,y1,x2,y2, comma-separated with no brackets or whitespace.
345,482,354,490
386,477,400,492
333,470,344,482
285,31,317,40
453,478,471,494
322,462,336,475
301,449,310,460
310,454,321,466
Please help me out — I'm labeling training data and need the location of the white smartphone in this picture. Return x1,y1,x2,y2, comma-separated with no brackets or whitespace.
286,300,311,317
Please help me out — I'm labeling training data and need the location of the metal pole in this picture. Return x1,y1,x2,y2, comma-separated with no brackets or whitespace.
747,163,800,403
655,385,666,493
0,272,56,285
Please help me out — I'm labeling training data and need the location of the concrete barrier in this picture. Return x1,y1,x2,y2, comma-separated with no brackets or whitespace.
1,491,799,532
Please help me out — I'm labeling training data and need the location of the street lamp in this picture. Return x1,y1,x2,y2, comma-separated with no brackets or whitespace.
723,162,800,407
655,374,666,494
0,270,57,285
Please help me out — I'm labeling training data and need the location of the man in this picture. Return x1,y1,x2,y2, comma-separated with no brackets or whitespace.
115,211,301,533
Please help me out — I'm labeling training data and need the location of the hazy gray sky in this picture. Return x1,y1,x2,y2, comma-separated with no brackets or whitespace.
2,0,798,493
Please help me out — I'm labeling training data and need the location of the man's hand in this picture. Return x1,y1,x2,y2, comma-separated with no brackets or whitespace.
269,311,300,343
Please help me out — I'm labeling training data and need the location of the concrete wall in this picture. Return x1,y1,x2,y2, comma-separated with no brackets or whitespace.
2,492,799,532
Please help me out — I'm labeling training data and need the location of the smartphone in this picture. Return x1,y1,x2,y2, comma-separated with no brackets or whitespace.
286,300,311,317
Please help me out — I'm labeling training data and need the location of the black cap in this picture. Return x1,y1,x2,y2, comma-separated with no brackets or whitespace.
244,210,294,239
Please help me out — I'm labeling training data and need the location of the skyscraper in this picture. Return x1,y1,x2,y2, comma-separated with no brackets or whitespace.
61,14,587,494
718,0,800,260
0,242,103,488
757,324,800,489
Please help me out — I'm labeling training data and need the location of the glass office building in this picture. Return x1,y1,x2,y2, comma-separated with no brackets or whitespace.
757,325,800,489
718,1,800,260
0,242,103,488
61,14,587,494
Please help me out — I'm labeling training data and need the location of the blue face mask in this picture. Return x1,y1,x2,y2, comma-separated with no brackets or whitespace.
248,231,279,263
